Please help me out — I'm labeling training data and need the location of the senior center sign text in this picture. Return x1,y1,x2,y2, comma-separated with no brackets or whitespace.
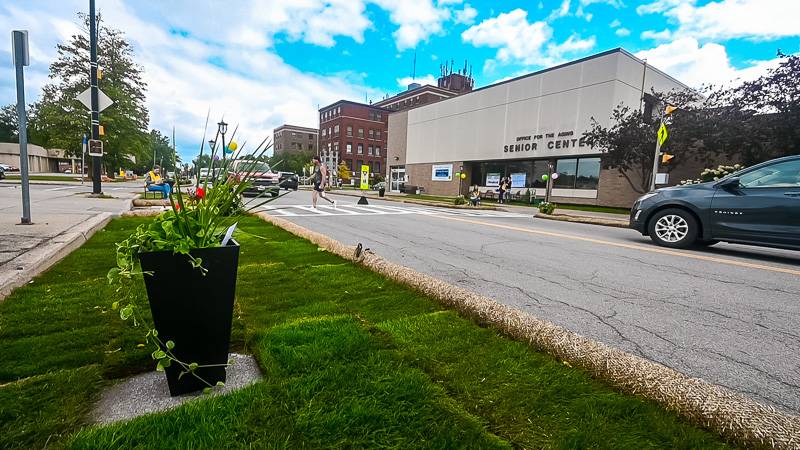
503,130,590,155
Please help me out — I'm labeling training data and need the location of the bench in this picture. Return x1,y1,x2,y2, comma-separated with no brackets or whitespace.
142,185,162,199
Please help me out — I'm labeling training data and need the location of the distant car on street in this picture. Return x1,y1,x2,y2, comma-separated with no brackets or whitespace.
0,163,18,172
371,181,386,191
230,160,280,197
630,155,800,250
0,166,4,180
278,172,299,191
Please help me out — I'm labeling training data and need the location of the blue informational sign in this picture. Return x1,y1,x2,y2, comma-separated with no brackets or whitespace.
431,164,453,181
510,172,526,188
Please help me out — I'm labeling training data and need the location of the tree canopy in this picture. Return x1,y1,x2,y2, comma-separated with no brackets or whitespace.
29,13,151,173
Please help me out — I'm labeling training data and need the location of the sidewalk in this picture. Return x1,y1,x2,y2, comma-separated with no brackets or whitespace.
0,182,138,300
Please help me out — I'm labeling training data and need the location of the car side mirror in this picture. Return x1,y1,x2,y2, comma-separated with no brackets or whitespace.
716,176,740,190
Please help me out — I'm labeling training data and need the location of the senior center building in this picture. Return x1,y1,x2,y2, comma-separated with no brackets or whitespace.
386,48,691,208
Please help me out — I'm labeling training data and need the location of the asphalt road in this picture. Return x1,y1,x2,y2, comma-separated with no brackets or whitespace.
259,190,800,415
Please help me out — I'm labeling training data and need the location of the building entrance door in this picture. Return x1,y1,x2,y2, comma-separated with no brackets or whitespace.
390,166,406,192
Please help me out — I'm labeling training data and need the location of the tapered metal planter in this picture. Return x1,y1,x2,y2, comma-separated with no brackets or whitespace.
139,240,239,396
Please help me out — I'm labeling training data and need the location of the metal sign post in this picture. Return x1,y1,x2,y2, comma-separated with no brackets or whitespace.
12,30,32,224
89,0,102,194
81,134,87,184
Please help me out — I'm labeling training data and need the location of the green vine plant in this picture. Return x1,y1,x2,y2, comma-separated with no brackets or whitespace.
107,115,287,393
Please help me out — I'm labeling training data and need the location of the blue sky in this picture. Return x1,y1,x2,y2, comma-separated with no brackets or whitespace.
2,0,799,162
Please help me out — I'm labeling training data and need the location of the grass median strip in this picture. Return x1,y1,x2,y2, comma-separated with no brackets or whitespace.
0,216,730,448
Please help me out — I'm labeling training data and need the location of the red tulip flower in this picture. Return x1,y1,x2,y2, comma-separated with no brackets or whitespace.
196,187,205,199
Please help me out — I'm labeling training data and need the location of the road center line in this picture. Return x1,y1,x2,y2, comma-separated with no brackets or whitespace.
433,215,800,277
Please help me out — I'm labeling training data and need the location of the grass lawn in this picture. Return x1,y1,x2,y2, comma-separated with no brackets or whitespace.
0,216,730,449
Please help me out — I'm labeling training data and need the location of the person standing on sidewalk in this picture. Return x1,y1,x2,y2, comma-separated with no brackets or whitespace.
311,156,336,209
498,176,508,204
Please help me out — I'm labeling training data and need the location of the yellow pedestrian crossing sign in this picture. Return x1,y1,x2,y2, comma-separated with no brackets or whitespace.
657,123,669,146
360,165,370,190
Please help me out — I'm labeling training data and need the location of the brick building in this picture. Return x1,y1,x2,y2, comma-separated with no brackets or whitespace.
319,70,475,184
273,124,317,156
318,101,388,183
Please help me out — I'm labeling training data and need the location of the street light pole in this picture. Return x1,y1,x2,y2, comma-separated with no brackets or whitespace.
89,0,102,194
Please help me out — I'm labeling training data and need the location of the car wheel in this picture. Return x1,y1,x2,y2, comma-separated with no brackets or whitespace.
648,208,698,249
270,192,278,197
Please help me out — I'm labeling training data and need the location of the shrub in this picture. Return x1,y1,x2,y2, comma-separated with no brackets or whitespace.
681,164,745,185
454,196,467,205
538,202,556,214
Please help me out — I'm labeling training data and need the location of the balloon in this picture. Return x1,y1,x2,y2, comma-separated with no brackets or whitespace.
460,173,466,179
213,155,220,161
228,141,238,151
541,174,549,181
552,172,560,180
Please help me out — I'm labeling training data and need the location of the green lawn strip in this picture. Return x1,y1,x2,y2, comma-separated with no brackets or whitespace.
71,315,509,448
378,311,729,449
0,216,731,448
0,218,153,382
0,366,105,450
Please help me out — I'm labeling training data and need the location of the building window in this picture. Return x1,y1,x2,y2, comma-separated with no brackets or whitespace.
358,128,364,138
375,130,381,139
346,126,353,137
346,143,352,154
308,133,314,139
375,146,380,156
327,127,331,136
554,157,600,190
368,145,373,155
334,124,339,136
321,128,326,137
375,162,381,174
346,159,352,170
357,159,363,170
368,129,374,139
309,144,314,151
333,142,339,153
357,143,363,154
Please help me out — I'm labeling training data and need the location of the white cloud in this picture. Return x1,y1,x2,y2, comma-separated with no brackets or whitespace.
615,28,631,37
549,0,571,19
636,37,782,88
374,0,451,50
396,74,438,88
454,4,478,25
638,0,800,41
462,9,552,65
461,9,596,68
641,28,672,41
609,19,622,27
580,0,624,7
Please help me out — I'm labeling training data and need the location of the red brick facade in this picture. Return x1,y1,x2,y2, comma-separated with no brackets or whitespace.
319,101,388,179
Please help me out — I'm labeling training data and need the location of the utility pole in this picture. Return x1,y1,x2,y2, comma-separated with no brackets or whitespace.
89,0,102,194
12,30,32,224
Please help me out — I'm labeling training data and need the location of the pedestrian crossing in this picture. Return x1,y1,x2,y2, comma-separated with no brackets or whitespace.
258,203,530,218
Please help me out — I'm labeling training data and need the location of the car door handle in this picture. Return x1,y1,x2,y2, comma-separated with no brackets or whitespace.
785,192,800,197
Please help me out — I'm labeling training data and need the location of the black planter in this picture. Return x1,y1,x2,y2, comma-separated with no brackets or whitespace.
378,188,385,197
139,239,240,396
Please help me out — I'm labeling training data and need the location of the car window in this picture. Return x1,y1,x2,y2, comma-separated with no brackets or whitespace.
739,160,800,188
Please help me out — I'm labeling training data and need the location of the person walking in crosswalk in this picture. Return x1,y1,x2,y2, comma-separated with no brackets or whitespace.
311,155,336,209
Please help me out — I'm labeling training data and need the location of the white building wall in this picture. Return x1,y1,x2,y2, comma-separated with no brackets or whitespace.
405,50,688,165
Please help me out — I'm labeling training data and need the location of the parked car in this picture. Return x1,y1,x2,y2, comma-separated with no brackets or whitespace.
0,166,5,180
229,160,280,197
630,155,800,250
0,163,18,172
278,172,299,191
371,181,386,191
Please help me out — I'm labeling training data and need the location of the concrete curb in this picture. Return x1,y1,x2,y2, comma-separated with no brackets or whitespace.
535,212,629,228
0,212,113,302
255,211,800,449
329,190,502,211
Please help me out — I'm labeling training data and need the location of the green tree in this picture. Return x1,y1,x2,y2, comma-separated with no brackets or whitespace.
31,13,149,174
269,149,314,174
132,129,175,174
0,105,17,143
337,161,351,183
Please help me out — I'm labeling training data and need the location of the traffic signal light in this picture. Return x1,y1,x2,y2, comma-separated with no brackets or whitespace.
661,153,675,164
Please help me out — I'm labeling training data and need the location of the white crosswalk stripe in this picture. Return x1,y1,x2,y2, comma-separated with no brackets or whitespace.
258,203,529,218
45,185,81,191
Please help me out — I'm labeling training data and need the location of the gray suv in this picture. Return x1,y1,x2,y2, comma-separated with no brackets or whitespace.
630,155,800,250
